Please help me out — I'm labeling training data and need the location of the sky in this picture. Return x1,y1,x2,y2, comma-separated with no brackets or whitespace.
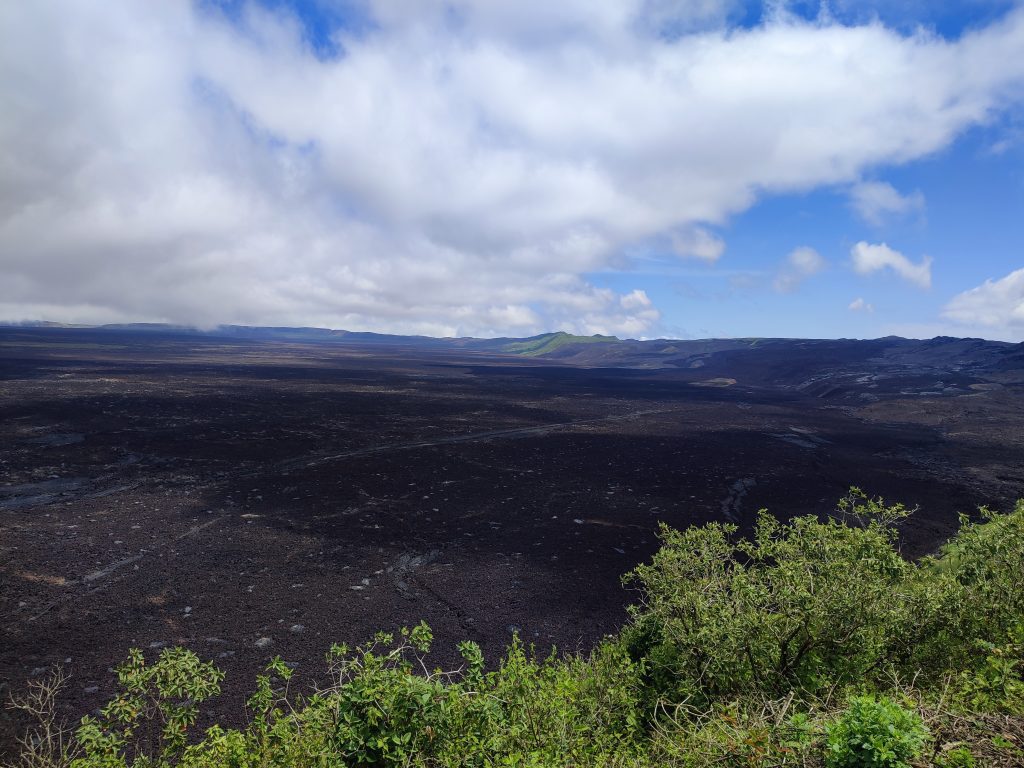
1,1,1023,341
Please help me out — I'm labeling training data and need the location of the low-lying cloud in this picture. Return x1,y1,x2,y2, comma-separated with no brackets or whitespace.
2,1,1024,335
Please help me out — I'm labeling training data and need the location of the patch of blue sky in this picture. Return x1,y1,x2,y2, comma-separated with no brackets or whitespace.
212,0,1018,42
204,0,1024,55
591,117,1023,340
749,0,1019,35
197,0,376,58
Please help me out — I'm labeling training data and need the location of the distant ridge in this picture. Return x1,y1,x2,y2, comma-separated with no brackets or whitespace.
1,322,1021,378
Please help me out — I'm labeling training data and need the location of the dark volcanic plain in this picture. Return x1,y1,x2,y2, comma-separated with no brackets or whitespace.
2,327,1024,751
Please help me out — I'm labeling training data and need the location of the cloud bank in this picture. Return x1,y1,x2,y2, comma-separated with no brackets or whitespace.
3,1,1024,335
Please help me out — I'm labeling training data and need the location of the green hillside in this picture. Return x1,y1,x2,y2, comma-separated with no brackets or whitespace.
502,331,619,356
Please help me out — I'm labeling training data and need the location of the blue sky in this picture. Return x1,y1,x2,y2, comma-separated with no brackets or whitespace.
1,0,1023,340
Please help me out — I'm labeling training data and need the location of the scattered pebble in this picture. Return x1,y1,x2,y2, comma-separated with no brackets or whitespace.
254,637,273,649
290,624,305,634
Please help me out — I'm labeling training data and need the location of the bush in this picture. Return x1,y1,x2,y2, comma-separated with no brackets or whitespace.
824,695,928,768
930,501,1024,649
935,745,976,768
73,647,224,767
53,623,644,767
646,699,822,767
948,626,1024,715
623,491,921,704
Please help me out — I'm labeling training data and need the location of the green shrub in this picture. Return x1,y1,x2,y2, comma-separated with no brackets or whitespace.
947,626,1024,714
80,625,643,768
824,696,928,768
72,646,224,767
624,491,921,704
321,623,451,765
935,745,976,768
647,699,822,767
929,501,1024,651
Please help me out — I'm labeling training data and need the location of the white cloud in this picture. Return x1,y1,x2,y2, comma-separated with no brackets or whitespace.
671,227,726,262
850,242,932,288
773,246,826,293
2,2,1024,334
848,297,874,312
606,289,661,336
849,181,925,226
620,288,654,311
943,268,1024,337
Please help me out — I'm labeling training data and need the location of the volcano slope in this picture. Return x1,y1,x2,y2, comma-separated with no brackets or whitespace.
1,327,1023,750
